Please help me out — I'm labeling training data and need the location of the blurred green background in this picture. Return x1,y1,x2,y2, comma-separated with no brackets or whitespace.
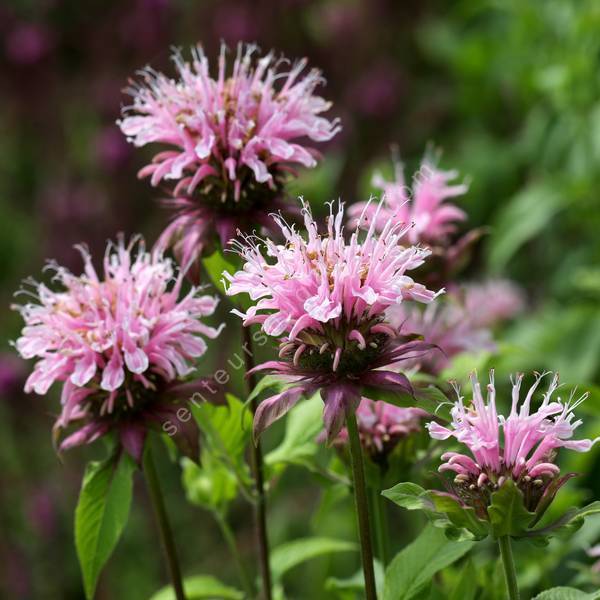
1,0,600,598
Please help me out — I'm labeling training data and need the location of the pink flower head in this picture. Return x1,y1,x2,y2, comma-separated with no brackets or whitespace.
427,371,599,513
12,236,223,462
119,43,341,265
224,199,441,441
332,398,427,460
348,154,468,246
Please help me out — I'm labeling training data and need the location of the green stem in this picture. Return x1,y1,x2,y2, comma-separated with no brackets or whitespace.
346,411,378,600
215,512,255,599
370,471,390,567
498,536,520,600
243,326,272,600
144,446,186,600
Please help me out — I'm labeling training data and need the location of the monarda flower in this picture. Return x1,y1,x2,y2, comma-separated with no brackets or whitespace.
427,371,598,517
348,153,467,246
331,399,427,461
12,236,223,462
223,200,441,442
119,44,341,267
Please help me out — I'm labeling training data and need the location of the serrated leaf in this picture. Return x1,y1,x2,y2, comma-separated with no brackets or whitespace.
75,453,136,599
270,537,358,583
383,525,474,600
532,587,600,600
150,575,244,600
488,479,536,538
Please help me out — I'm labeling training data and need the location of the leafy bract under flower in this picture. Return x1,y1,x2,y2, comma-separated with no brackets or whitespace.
12,236,223,461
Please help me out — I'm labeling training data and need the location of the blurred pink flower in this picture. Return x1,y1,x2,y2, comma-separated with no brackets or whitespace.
349,154,467,246
387,280,523,375
119,43,340,264
463,279,525,328
12,236,223,461
225,199,440,441
332,399,426,459
588,545,600,573
428,371,599,513
5,23,53,65
347,63,402,118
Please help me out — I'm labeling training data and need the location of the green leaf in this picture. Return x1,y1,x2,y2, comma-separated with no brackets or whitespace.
75,453,136,599
527,501,600,542
270,537,358,583
362,384,447,417
202,249,238,294
150,575,244,600
449,559,477,600
192,394,251,473
326,560,385,597
246,375,288,408
265,391,323,473
487,181,567,272
383,525,474,600
382,482,488,540
488,479,536,538
181,454,238,512
429,493,489,540
532,587,600,600
382,482,434,511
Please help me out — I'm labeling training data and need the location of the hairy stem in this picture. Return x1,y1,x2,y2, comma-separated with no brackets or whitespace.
144,445,186,600
243,326,272,600
498,535,520,600
346,411,378,599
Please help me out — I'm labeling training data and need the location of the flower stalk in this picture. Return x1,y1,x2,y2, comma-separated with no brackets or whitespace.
346,410,377,599
144,445,186,600
243,326,273,600
371,472,390,567
498,536,520,600
215,512,255,599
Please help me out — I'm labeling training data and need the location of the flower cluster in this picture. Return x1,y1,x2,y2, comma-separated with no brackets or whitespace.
348,154,467,246
224,199,440,440
386,280,524,375
119,44,341,265
427,371,598,515
12,236,223,461
332,399,427,460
